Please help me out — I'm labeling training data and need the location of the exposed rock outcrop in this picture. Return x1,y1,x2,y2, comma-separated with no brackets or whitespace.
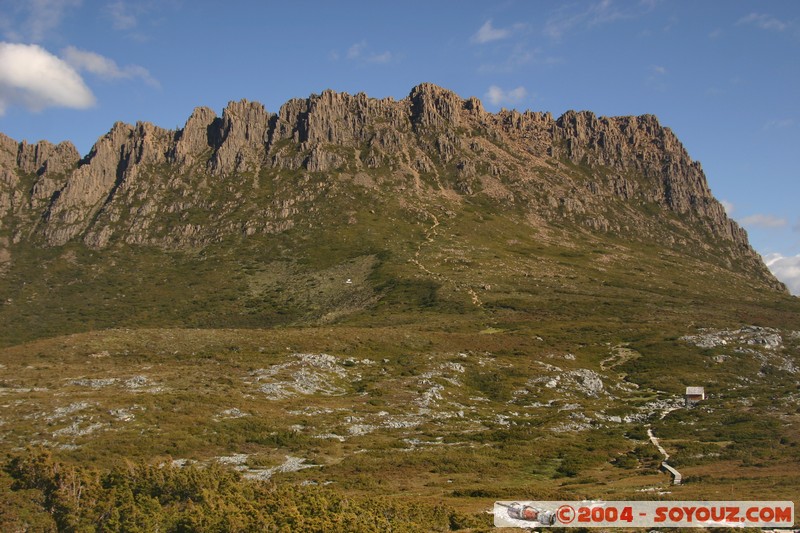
548,111,748,247
0,134,80,176
409,82,465,131
42,122,134,245
173,106,218,169
0,134,81,226
210,99,271,175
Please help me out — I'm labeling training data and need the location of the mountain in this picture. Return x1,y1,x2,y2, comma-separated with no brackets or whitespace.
0,83,790,340
0,83,773,260
1,84,799,530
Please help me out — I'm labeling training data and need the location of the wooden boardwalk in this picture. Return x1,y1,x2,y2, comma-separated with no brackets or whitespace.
647,427,682,485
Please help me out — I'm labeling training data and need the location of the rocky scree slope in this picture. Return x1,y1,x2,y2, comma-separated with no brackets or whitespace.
0,83,782,291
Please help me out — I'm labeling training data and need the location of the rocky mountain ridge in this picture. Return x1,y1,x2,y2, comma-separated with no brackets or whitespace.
0,83,782,290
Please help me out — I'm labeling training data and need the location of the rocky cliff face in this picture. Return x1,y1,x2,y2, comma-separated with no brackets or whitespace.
0,83,781,289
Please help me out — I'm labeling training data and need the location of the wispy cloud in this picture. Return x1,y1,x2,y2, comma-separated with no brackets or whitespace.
336,41,393,65
2,0,82,42
544,0,649,40
737,13,789,32
62,46,159,88
366,51,392,64
106,0,137,30
763,253,800,295
741,214,788,228
0,42,94,115
103,1,175,41
471,19,520,44
484,85,528,106
472,19,548,74
347,41,366,60
478,43,545,74
645,64,668,90
763,118,795,130
720,200,734,215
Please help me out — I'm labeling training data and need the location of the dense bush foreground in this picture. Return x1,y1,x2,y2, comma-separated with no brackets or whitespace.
0,450,488,532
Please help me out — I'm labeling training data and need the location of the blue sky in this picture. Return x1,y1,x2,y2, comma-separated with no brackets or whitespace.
1,0,798,293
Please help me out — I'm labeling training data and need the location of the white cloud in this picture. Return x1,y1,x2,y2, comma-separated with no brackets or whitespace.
62,46,159,87
0,42,94,114
741,214,788,228
737,13,789,32
485,85,527,106
720,200,734,215
763,253,800,296
472,19,511,44
651,65,667,75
